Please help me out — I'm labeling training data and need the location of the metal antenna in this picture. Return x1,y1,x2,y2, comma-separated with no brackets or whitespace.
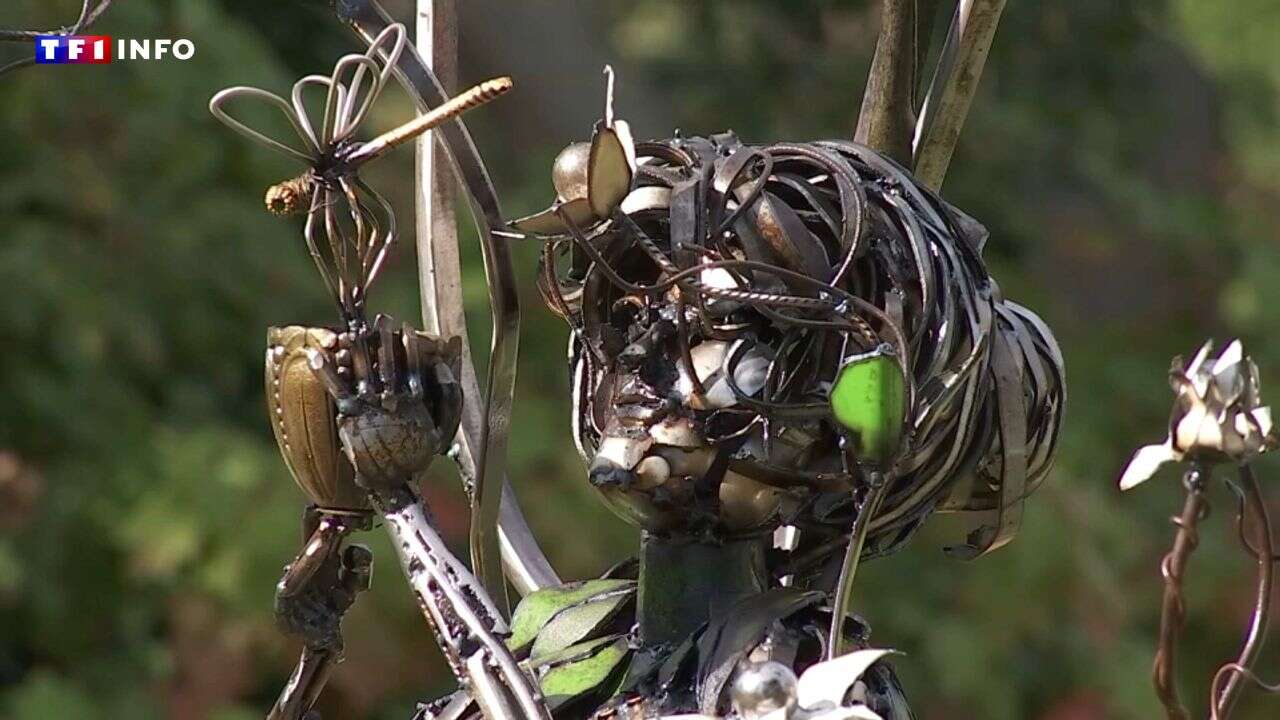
854,0,925,165
912,0,1009,190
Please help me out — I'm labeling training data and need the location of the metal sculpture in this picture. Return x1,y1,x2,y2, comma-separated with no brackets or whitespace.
209,0,1069,718
1120,341,1279,720
210,21,550,719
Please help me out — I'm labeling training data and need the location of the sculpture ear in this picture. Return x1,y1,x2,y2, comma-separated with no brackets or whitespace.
829,345,908,467
587,120,635,219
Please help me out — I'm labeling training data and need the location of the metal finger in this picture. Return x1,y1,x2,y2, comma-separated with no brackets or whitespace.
402,323,425,399
305,347,355,405
376,314,400,398
339,544,374,595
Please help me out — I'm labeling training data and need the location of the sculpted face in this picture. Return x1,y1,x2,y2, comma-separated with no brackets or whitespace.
581,327,789,533
564,228,837,535
524,129,1064,555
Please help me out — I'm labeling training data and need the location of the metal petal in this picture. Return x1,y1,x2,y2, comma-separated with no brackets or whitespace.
510,198,596,237
795,649,896,710
266,326,367,511
1119,441,1179,491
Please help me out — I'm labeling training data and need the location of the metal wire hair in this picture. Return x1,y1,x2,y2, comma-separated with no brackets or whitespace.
538,131,1065,558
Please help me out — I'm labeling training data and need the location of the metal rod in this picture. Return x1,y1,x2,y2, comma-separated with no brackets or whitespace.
911,0,1009,190
343,77,512,168
854,0,920,164
266,648,337,720
1152,466,1208,720
1214,464,1275,717
828,469,892,659
339,0,559,602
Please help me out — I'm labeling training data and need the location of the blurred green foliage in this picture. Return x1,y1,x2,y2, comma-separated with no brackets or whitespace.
0,1,1278,718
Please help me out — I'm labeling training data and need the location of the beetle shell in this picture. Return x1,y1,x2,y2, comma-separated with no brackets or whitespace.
266,326,369,512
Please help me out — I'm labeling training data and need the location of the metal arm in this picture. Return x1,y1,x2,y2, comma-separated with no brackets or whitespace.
268,510,374,720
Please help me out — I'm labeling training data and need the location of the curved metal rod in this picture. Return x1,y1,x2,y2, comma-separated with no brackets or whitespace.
291,74,341,153
335,24,406,142
0,0,113,78
336,0,557,601
828,469,893,659
1214,464,1276,717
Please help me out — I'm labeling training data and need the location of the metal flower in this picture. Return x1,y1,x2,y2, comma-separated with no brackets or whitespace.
1120,339,1276,491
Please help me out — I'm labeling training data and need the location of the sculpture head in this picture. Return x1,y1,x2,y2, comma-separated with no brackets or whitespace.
514,76,1065,554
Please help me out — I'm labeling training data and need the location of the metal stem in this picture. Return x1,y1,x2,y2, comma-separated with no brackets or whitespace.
338,0,559,603
1153,466,1208,720
911,0,1009,190
828,470,892,659
1214,464,1275,717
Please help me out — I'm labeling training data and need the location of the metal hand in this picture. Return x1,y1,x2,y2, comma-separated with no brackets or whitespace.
307,316,550,720
304,314,462,497
268,508,373,720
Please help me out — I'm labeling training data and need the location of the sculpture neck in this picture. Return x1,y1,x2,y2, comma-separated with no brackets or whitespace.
636,532,769,648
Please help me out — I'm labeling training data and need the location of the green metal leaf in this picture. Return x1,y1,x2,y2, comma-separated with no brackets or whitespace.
507,579,635,652
537,635,630,706
531,587,633,659
829,345,907,466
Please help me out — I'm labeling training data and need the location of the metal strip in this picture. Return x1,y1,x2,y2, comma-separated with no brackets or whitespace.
339,0,559,601
911,0,1009,190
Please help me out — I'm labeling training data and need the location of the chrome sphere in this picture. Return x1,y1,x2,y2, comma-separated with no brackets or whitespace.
551,141,591,202
730,661,798,719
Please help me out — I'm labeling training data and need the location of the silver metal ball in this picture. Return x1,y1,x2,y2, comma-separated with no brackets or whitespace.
551,141,591,202
731,661,798,719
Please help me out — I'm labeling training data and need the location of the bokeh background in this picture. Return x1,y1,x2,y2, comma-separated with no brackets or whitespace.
2,0,1279,718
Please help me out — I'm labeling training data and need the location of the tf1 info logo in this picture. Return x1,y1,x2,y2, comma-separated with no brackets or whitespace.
35,36,196,64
